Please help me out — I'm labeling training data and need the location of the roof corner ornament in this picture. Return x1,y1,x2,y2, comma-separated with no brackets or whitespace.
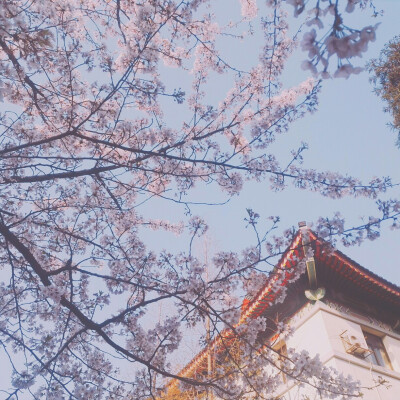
298,221,326,302
305,287,326,302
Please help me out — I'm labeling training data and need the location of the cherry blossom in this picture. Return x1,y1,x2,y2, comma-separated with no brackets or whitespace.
0,0,394,399
239,0,258,20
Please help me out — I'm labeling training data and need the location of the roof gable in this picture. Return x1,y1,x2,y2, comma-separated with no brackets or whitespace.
170,227,400,384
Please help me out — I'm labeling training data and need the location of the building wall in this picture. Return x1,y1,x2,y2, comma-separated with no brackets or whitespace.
276,300,400,400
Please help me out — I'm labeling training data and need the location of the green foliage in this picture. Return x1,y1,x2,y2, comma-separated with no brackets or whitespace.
369,36,400,147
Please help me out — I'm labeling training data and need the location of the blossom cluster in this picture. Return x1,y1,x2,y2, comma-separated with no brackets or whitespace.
0,0,394,399
297,0,380,78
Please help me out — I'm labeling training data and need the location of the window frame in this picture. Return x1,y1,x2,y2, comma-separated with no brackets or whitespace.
362,329,392,370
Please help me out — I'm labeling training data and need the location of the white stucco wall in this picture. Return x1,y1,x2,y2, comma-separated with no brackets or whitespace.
385,335,400,371
287,308,332,359
275,301,400,400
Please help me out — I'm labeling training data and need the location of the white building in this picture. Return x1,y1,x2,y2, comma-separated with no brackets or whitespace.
268,224,400,399
168,225,400,399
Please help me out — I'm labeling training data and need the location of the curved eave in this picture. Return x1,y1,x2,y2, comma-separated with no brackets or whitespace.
169,229,400,387
170,231,305,385
310,231,400,306
239,231,304,321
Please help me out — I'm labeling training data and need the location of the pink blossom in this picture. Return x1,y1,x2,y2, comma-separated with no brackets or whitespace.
239,0,258,20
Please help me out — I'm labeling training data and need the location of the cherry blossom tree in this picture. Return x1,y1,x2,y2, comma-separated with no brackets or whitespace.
0,0,397,399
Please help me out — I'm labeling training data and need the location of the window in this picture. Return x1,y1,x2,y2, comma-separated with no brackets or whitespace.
363,331,392,369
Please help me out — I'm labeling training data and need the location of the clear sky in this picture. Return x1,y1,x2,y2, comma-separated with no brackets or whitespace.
2,1,400,395
141,0,400,288
131,3,400,373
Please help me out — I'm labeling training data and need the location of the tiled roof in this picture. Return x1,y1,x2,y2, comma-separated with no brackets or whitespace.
169,228,400,385
311,231,400,306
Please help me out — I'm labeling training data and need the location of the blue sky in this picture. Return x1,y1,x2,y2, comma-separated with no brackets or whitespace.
2,1,400,395
140,0,400,287
242,0,400,285
157,0,400,370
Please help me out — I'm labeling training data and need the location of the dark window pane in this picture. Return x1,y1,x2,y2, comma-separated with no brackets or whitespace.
363,331,392,369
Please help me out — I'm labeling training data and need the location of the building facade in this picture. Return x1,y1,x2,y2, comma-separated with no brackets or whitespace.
167,226,400,399
274,298,400,399
268,225,400,399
